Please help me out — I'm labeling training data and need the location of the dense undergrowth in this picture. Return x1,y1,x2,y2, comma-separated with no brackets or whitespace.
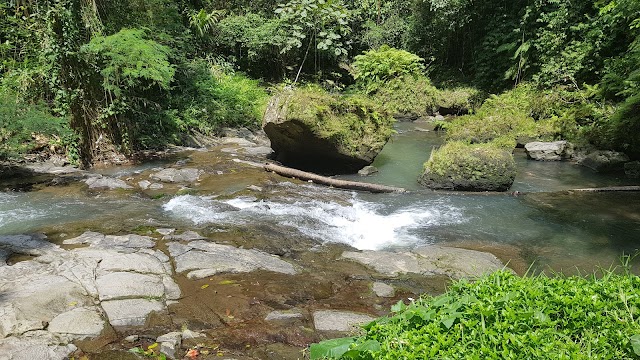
0,0,637,165
311,270,640,359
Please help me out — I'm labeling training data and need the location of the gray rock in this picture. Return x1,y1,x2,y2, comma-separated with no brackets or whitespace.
98,252,167,275
0,265,89,337
47,307,105,338
246,185,263,192
342,245,504,279
312,310,375,332
149,183,164,190
84,175,133,190
101,299,165,327
242,146,273,157
150,168,202,183
181,329,205,340
96,272,165,301
0,336,77,360
162,276,182,300
0,234,60,256
164,231,206,241
157,332,182,359
524,141,568,161
579,150,630,172
222,137,257,147
265,310,304,322
63,231,155,250
138,180,151,190
172,240,297,279
372,282,395,298
358,166,379,176
156,228,176,236
124,335,139,342
625,161,640,178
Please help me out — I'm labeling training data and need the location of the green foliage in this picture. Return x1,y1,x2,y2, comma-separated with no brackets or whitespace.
419,141,517,191
369,75,439,116
445,84,557,145
284,86,395,156
359,16,411,50
352,46,425,93
82,28,175,152
82,29,175,96
214,14,286,78
312,270,640,359
597,93,640,158
0,91,76,160
276,0,352,57
169,60,269,134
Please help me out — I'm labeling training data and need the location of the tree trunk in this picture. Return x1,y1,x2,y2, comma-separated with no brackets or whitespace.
264,163,406,193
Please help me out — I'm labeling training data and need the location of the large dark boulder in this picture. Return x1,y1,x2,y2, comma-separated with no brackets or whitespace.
419,142,517,191
578,150,629,172
262,89,394,174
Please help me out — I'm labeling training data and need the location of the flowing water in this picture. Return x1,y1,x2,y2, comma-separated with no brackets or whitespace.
2,123,640,274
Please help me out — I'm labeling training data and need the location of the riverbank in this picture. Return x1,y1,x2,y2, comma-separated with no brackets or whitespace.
1,124,640,359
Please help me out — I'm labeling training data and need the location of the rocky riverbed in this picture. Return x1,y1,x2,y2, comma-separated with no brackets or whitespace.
0,129,523,359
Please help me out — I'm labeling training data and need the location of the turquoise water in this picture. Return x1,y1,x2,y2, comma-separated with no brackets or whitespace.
2,123,640,273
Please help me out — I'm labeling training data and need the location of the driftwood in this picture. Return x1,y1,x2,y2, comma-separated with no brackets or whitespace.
568,186,640,192
264,163,406,193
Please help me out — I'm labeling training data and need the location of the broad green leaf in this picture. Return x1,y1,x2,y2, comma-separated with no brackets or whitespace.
630,335,640,355
310,337,356,359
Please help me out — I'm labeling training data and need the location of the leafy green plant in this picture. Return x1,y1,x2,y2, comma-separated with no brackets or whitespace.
275,0,352,82
169,59,269,134
312,270,640,359
351,45,425,93
0,90,76,160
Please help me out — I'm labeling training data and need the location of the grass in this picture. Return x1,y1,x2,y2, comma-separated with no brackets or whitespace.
311,269,640,359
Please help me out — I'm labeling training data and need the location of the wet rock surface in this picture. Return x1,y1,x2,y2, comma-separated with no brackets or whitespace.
342,245,505,279
0,130,524,359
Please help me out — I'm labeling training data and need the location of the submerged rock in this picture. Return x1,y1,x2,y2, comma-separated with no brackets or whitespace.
578,150,629,172
150,168,202,183
312,310,376,332
524,141,569,161
358,165,379,176
625,161,640,178
84,175,133,190
372,282,395,298
262,89,394,174
342,245,504,279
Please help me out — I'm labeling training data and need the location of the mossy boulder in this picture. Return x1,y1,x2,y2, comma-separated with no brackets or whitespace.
263,87,394,174
419,141,517,191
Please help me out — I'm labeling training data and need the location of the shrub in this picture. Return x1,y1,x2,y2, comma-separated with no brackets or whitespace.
0,91,76,160
445,84,557,145
596,93,640,159
169,60,269,135
311,270,640,359
419,141,517,191
370,76,440,116
352,46,425,93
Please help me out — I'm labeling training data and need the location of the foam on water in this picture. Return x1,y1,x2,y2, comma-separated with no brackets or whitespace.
163,194,465,250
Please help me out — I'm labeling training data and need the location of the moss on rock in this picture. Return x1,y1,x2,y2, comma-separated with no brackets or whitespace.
263,86,395,173
419,141,517,191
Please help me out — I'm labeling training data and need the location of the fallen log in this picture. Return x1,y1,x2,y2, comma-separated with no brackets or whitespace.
569,186,640,192
264,163,406,193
